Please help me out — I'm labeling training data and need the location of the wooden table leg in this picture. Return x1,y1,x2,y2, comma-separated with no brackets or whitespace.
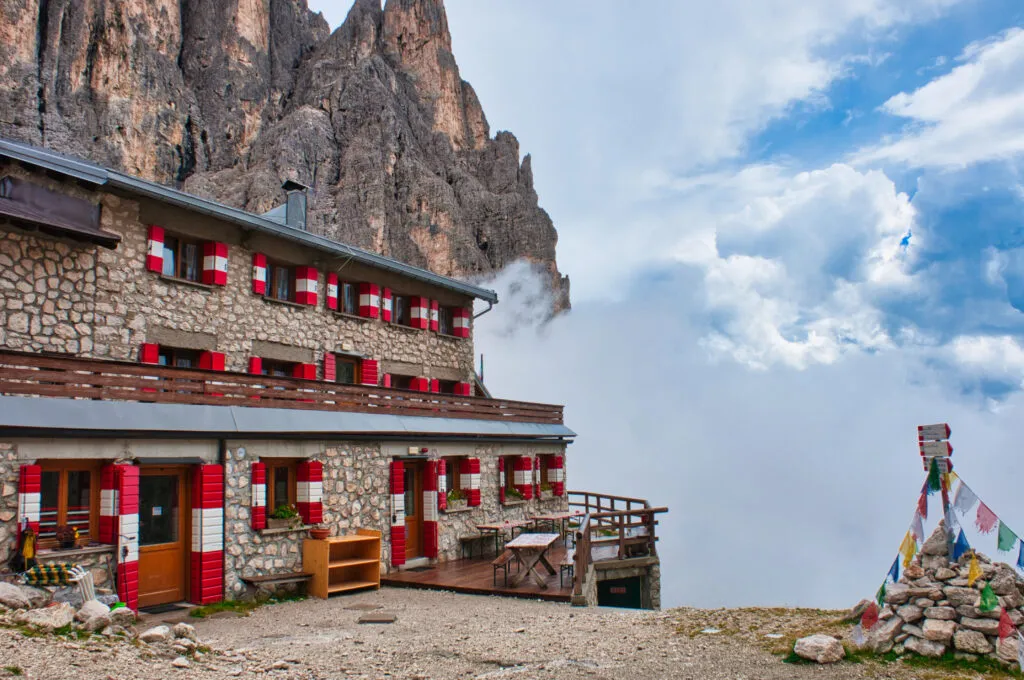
537,552,557,576
508,549,551,589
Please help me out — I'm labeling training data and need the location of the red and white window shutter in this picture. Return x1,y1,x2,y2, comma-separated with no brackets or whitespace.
514,456,534,500
382,374,392,388
382,288,393,322
323,353,336,382
146,225,164,273
454,382,472,397
18,464,41,534
201,242,228,286
250,462,267,530
453,308,471,338
248,357,262,374
460,458,481,507
360,359,378,386
252,254,268,294
423,460,439,559
297,461,323,525
116,464,140,611
550,456,565,496
437,459,447,512
198,351,226,371
326,273,339,311
99,465,118,544
429,300,439,332
190,464,224,605
295,266,319,305
410,377,429,392
410,296,429,330
390,460,406,567
139,343,159,364
292,363,317,380
358,283,381,319
498,457,506,504
430,379,440,393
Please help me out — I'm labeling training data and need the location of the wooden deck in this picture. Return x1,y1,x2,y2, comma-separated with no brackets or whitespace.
382,545,574,603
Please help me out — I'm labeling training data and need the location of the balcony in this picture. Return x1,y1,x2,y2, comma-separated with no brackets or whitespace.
0,350,564,425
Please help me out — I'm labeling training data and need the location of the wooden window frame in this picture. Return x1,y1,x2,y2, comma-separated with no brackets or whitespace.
501,455,518,492
444,455,468,493
393,294,411,327
264,458,300,515
37,460,102,549
267,261,296,303
261,359,298,378
438,306,455,336
436,379,458,395
157,346,201,369
161,233,203,283
334,354,361,385
390,374,414,390
340,282,358,315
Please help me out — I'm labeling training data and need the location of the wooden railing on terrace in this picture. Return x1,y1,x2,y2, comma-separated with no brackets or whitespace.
568,491,668,600
0,350,564,424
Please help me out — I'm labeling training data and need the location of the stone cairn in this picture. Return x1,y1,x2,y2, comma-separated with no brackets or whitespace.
859,520,1024,663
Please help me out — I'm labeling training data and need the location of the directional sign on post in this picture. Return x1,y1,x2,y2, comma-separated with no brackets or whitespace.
919,440,953,457
918,423,951,441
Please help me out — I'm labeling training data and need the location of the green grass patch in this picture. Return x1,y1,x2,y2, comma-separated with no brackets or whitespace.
189,593,306,619
3,666,23,676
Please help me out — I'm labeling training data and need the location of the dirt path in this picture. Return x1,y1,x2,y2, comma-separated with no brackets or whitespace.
0,589,1009,678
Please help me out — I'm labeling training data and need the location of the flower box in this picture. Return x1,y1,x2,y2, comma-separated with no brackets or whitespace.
539,490,554,501
447,499,468,512
267,517,301,530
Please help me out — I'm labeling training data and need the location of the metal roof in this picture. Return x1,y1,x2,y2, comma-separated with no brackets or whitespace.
0,137,499,303
0,396,576,440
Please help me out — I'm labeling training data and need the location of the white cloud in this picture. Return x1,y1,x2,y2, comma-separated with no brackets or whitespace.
854,28,1024,167
950,334,1024,384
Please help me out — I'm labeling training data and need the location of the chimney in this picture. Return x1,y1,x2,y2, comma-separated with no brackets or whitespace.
282,180,309,230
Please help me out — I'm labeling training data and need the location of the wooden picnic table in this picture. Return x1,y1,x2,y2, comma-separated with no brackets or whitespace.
505,532,559,588
530,511,584,537
476,519,536,556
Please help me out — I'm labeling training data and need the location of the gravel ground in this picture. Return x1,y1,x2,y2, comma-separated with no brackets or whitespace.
0,589,1009,679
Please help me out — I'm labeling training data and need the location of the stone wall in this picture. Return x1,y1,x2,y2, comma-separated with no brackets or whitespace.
0,442,18,568
0,163,476,383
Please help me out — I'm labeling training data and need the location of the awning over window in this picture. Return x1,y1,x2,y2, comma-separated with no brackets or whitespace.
0,175,120,248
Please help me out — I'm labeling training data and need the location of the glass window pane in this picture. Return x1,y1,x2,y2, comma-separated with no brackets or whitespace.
439,308,452,335
183,243,200,282
65,471,91,538
273,467,290,510
404,467,416,518
336,361,356,385
342,284,357,314
39,471,60,538
274,267,291,301
139,475,179,546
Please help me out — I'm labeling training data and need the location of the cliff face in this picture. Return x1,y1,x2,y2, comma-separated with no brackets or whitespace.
0,0,569,308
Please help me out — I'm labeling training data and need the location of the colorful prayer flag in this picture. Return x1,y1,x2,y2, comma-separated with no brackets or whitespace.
977,502,998,534
876,582,886,606
999,521,1018,553
851,623,865,647
1018,541,1024,571
887,557,900,584
861,602,879,631
927,458,941,493
954,530,971,562
980,583,998,612
911,512,925,542
1000,608,1016,640
954,482,978,515
917,493,928,521
900,531,918,568
968,553,983,586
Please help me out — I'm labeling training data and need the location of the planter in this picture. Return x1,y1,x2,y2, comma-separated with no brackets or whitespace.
267,517,300,530
539,490,553,501
59,539,76,550
309,527,330,540
447,499,468,512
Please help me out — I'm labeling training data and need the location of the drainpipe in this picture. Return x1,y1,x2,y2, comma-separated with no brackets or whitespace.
473,300,494,319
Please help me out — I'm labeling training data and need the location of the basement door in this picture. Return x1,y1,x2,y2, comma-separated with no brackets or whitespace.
403,460,424,560
138,466,189,607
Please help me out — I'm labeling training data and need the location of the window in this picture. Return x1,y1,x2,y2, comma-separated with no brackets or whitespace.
390,375,414,390
268,262,295,302
157,347,200,368
38,461,100,545
438,307,454,335
501,456,518,493
444,456,467,497
393,295,410,326
341,282,358,315
334,355,360,385
161,234,202,282
264,459,299,515
261,359,298,378
436,380,458,395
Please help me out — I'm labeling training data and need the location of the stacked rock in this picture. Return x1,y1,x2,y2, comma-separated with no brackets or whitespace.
863,521,1024,663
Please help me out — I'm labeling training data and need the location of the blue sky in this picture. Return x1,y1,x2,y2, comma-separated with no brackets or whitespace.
310,1,1024,608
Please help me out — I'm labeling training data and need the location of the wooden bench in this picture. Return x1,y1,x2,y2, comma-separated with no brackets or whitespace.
559,549,575,588
240,572,313,599
492,549,520,586
459,533,485,559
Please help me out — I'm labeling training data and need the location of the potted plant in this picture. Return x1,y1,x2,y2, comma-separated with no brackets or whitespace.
505,487,524,504
538,482,554,501
55,525,79,550
446,488,468,511
309,524,330,540
267,504,301,530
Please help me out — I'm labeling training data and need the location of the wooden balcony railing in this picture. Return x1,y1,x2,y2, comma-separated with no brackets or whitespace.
567,491,668,600
0,350,564,424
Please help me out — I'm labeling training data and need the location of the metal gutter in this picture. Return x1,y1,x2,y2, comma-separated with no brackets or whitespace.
0,138,499,303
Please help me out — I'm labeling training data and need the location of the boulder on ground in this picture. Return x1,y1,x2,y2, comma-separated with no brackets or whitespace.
0,582,32,609
173,622,198,641
953,629,993,655
793,634,845,664
868,617,904,653
75,599,111,632
15,602,75,631
109,607,137,625
140,624,173,643
905,635,946,658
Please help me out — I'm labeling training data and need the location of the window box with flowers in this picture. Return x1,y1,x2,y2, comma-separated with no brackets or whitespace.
504,487,526,506
267,504,303,530
446,488,468,512
538,483,554,501
54,525,80,550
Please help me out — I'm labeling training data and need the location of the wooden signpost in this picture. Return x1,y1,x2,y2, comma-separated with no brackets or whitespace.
918,423,954,558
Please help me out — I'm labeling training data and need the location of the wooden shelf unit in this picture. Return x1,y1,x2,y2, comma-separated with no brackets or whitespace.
303,529,382,599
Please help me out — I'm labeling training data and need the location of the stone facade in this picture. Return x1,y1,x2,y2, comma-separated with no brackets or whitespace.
0,163,476,384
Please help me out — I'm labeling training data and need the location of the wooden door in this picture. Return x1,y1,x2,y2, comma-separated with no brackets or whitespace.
138,466,189,608
404,461,423,559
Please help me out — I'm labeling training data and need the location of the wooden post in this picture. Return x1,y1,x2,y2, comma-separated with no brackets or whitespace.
918,424,954,561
